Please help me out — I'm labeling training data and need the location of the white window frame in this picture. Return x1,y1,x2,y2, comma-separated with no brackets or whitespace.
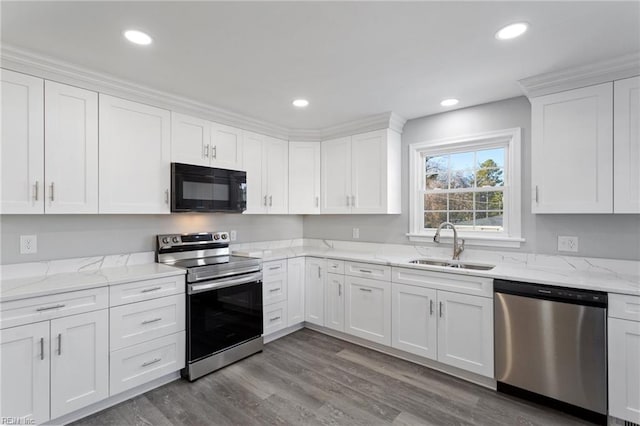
407,127,524,248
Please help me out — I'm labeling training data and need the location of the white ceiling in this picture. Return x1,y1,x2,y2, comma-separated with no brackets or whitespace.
2,1,639,130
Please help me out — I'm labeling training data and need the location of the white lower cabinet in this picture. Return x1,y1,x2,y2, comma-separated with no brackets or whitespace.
344,276,391,345
609,310,640,422
0,321,50,424
391,283,437,360
305,258,326,326
287,257,306,326
325,273,345,332
50,310,109,418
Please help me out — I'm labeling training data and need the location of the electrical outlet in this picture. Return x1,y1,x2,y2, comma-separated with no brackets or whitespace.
230,230,237,241
558,236,579,253
20,235,37,254
352,228,360,239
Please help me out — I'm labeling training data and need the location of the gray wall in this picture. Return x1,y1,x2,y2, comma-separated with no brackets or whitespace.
0,214,303,264
304,96,640,260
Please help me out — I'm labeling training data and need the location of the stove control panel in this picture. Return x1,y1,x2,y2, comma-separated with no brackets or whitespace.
157,232,229,249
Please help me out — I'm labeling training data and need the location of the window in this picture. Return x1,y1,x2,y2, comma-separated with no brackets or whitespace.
408,128,523,247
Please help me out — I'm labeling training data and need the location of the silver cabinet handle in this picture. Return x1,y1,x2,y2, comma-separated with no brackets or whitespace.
338,283,342,296
317,266,321,278
263,195,267,206
268,266,280,271
346,195,350,207
50,182,55,202
269,288,280,293
57,333,62,356
439,302,443,318
359,269,372,273
40,337,44,360
430,299,434,316
269,316,281,322
535,185,539,203
360,288,372,292
351,195,355,206
165,189,169,204
142,317,162,325
315,196,319,207
141,286,162,293
36,304,65,312
34,181,39,201
269,195,272,206
204,144,209,158
212,145,217,159
142,358,161,367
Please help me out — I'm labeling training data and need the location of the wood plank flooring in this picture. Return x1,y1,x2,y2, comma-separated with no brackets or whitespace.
72,329,590,426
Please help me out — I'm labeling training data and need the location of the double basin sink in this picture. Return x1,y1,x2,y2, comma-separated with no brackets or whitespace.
409,259,495,271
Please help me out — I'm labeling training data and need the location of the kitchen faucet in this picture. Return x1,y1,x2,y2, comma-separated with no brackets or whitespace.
433,222,465,260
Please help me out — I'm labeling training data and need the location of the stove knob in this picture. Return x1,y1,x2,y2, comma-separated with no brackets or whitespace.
213,234,220,240
162,237,170,244
172,236,180,243
221,234,227,240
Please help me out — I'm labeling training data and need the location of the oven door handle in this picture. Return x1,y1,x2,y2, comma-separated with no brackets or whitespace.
188,272,263,294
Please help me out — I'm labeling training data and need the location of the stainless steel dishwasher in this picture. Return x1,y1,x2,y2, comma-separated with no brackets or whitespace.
494,279,608,424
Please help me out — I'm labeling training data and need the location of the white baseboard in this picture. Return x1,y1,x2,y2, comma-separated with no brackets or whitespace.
264,322,304,344
44,371,181,426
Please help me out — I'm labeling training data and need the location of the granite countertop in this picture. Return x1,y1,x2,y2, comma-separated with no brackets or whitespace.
234,245,640,296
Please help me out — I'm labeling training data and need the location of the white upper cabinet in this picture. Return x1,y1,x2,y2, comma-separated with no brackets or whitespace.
531,83,614,213
614,76,640,213
44,81,98,214
243,132,288,214
211,123,243,170
321,129,401,214
289,141,321,214
0,69,44,214
99,94,171,214
171,112,211,167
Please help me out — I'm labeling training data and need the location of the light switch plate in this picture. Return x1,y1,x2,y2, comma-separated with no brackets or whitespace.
230,230,237,241
352,228,360,239
20,235,37,254
558,236,578,253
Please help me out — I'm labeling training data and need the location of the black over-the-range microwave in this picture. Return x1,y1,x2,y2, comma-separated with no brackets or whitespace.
171,163,247,213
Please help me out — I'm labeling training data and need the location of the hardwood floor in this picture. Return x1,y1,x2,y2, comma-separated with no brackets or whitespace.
72,329,589,426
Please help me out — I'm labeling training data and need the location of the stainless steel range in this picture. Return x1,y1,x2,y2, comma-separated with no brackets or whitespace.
156,231,263,381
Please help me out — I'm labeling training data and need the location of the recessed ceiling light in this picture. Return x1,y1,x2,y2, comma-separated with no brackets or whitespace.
440,98,459,107
495,22,529,40
292,99,309,108
124,30,153,45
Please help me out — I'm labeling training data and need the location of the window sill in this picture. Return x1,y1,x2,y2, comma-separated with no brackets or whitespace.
406,233,525,248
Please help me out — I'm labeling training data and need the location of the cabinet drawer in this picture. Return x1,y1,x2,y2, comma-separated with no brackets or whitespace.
327,259,345,274
0,287,108,329
392,267,493,298
610,293,640,322
264,301,287,335
109,275,185,307
110,294,185,351
110,331,185,396
263,274,287,306
263,260,287,278
345,261,391,281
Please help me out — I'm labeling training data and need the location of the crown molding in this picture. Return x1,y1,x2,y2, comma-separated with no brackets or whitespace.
518,52,640,98
1,45,405,141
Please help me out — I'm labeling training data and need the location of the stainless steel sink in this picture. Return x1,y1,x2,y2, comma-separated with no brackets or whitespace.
408,259,495,271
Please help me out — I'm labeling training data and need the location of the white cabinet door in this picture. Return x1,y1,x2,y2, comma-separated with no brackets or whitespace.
531,83,613,213
289,141,321,214
0,321,50,424
171,112,211,167
436,291,493,377
211,123,243,170
264,137,289,214
242,131,266,214
614,76,640,213
264,301,288,336
344,276,391,345
321,136,352,213
0,69,44,214
287,257,305,326
44,81,98,214
99,95,171,213
304,257,326,326
325,273,345,332
351,130,387,214
391,283,437,360
50,310,109,418
609,317,640,423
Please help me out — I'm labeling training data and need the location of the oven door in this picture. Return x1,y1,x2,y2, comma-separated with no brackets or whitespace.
187,272,263,363
172,163,247,212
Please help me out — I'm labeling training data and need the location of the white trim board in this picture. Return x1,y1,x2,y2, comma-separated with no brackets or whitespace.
1,45,406,141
